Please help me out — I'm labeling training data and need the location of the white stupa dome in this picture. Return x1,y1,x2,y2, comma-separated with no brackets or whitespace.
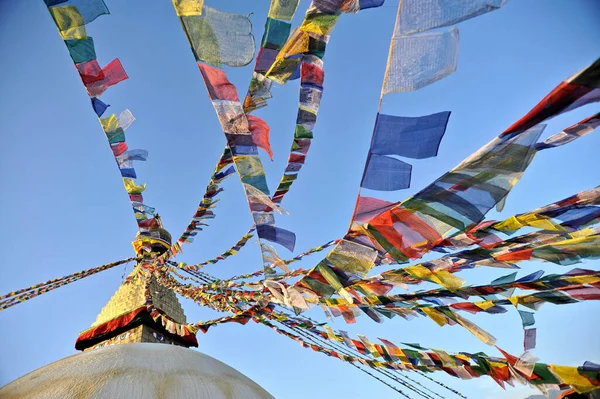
0,343,274,399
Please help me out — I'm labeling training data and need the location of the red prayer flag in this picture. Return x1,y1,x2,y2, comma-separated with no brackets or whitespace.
198,63,240,101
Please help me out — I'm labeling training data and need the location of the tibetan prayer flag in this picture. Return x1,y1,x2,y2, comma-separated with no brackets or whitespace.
91,97,109,117
180,6,255,67
361,154,412,191
116,150,149,168
117,109,135,131
353,196,396,223
301,61,324,88
518,310,535,328
256,224,296,252
524,328,536,351
359,0,385,10
383,27,459,94
213,101,250,133
515,270,544,283
371,111,451,159
268,0,300,21
81,58,128,97
49,1,109,32
247,115,273,160
398,0,506,35
120,168,136,178
110,142,127,156
198,64,240,101
536,113,600,150
172,0,204,16
65,37,96,63
503,58,600,136
262,18,292,50
325,239,378,278
123,178,146,194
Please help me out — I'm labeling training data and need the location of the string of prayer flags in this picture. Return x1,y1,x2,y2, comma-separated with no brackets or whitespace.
270,55,324,203
351,268,600,306
398,0,507,35
265,1,339,85
244,0,301,112
367,124,544,260
98,111,158,235
264,312,600,393
179,5,255,67
258,1,382,207
535,113,600,150
35,2,600,396
383,0,508,94
503,58,600,137
43,1,162,249
173,4,297,273
437,186,600,252
0,258,135,311
46,1,128,98
383,27,459,94
170,149,236,253
299,181,597,306
176,230,256,269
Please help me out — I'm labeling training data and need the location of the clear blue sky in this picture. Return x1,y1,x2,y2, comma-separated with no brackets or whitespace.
0,1,598,398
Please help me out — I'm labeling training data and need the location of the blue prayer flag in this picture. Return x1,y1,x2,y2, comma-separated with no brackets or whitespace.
371,112,450,159
91,97,109,117
120,168,136,178
256,224,296,252
361,154,412,191
360,0,385,10
518,310,535,328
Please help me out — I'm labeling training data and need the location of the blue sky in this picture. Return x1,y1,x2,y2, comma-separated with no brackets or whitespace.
0,1,599,398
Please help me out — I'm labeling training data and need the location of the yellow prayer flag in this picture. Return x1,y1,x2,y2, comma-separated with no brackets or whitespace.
517,213,564,232
324,326,342,342
50,6,84,33
563,275,600,285
268,0,299,21
123,178,146,194
232,155,266,178
432,350,457,367
474,300,496,310
454,313,496,345
549,365,598,393
397,350,411,365
60,25,88,40
100,114,119,132
421,307,448,327
172,0,204,16
300,13,340,36
405,265,464,291
491,216,523,232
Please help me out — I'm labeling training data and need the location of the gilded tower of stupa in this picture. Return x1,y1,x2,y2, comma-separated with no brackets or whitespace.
0,219,274,399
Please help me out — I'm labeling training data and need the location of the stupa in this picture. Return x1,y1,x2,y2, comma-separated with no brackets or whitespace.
0,219,274,399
